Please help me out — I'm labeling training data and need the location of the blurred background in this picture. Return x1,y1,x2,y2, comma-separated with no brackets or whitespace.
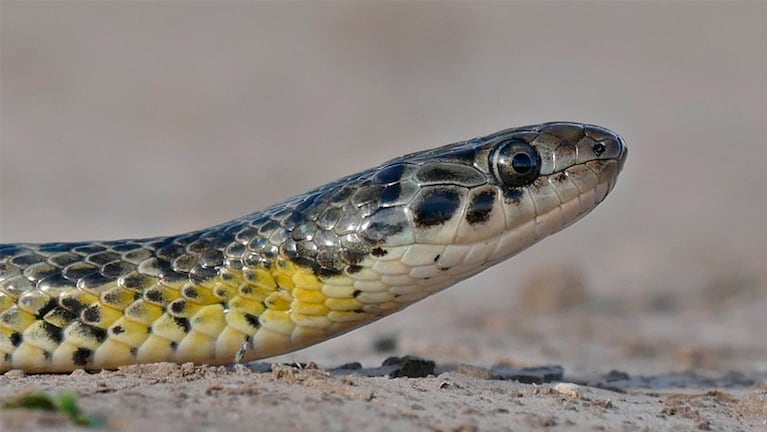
2,2,766,376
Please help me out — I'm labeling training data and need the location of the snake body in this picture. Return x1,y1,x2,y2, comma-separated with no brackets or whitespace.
0,122,626,373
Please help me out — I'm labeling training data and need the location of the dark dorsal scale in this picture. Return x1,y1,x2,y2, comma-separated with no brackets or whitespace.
466,190,497,225
413,164,486,187
412,187,463,228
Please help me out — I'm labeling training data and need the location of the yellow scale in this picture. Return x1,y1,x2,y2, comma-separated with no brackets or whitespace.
0,257,371,372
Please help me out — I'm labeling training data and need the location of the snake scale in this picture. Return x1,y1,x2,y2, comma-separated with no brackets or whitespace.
0,122,626,373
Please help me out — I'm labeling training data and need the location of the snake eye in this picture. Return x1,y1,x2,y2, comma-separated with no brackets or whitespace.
489,139,541,187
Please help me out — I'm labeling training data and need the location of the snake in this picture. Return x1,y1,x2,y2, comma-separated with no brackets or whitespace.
0,122,626,373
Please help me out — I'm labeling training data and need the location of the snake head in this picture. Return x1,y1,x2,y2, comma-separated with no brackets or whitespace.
477,122,628,245
355,122,627,252
253,122,626,284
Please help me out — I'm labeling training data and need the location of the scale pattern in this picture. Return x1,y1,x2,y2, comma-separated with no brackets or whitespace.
0,122,627,372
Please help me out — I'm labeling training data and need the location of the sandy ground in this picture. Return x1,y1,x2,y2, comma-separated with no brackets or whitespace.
1,2,767,431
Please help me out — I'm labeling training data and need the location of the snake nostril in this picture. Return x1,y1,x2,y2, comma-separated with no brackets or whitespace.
592,142,606,156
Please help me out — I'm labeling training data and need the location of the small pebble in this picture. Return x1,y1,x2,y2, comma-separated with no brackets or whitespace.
553,382,583,399
4,369,25,378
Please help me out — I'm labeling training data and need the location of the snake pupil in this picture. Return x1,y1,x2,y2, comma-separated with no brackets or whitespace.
511,153,533,174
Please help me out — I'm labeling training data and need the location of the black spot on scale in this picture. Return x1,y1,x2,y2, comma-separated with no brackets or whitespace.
102,289,133,306
214,287,230,301
116,273,151,291
155,243,185,262
44,307,78,326
72,347,92,366
169,300,187,315
413,188,462,227
41,321,62,343
244,313,261,329
340,249,368,266
111,325,125,335
371,247,387,257
415,164,483,185
438,147,479,163
371,163,407,185
361,219,406,243
502,187,524,204
59,296,86,314
173,317,191,333
351,185,382,207
281,212,304,231
160,269,187,284
9,253,44,267
75,323,107,343
288,256,344,279
416,166,454,183
326,186,356,205
9,332,21,347
35,298,59,319
144,289,165,304
86,251,122,266
378,183,402,206
352,290,362,298
190,265,218,283
291,256,320,271
317,267,343,278
109,241,142,253
81,305,102,324
466,190,496,225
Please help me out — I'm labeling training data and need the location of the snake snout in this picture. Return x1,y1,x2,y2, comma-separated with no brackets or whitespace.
617,137,628,172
